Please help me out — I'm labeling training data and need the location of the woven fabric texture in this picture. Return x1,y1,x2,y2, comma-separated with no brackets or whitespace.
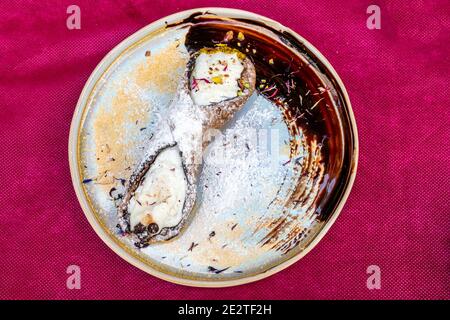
0,0,448,299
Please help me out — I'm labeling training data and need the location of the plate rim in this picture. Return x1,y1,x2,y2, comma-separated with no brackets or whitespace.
68,7,359,287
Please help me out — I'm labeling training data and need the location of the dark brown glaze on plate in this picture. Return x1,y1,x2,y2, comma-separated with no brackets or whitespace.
167,14,356,253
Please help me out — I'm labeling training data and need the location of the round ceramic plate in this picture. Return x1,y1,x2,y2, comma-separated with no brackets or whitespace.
69,8,358,287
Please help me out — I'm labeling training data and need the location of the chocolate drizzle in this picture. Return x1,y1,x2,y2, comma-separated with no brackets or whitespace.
163,13,356,254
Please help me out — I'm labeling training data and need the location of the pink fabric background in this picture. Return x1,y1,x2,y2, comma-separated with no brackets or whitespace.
1,0,448,300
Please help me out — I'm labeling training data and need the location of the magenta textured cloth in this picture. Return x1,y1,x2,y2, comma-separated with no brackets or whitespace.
1,0,449,300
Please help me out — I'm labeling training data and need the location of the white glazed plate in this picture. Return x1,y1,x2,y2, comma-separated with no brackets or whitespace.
69,8,358,287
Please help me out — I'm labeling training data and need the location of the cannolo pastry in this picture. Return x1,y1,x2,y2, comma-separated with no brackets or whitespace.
117,46,256,247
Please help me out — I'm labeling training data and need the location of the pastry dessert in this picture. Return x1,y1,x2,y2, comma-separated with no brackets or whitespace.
117,46,256,247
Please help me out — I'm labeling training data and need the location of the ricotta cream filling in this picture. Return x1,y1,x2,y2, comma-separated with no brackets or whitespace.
190,51,244,106
129,147,187,232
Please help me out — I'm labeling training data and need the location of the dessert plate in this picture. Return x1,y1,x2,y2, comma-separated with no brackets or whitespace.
69,8,358,287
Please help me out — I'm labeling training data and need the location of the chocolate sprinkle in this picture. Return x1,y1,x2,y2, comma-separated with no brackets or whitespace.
148,223,159,234
188,242,199,251
207,266,230,274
